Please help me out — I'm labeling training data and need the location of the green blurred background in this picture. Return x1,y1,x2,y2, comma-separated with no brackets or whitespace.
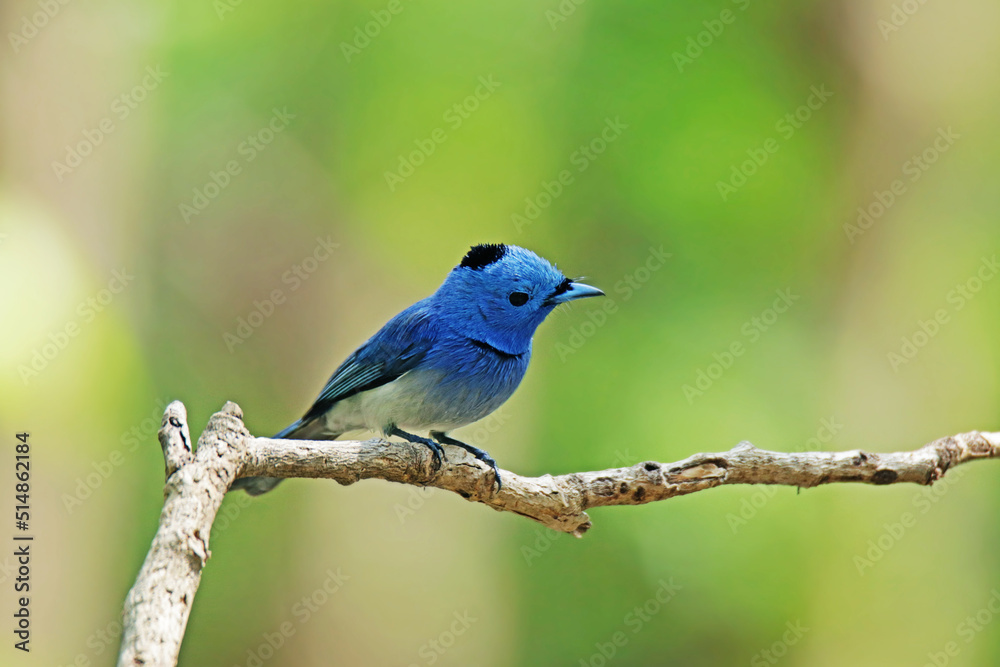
2,0,999,664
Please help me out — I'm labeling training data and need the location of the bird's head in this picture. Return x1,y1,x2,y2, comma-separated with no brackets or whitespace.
435,243,604,354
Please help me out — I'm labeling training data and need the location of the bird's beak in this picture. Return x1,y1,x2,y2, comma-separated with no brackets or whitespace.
547,281,605,306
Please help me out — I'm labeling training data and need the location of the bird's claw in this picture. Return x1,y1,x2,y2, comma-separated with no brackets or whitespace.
488,461,502,492
430,431,502,494
475,452,502,492
425,441,447,469
390,427,447,472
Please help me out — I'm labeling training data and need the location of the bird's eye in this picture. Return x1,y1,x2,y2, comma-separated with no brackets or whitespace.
508,291,529,307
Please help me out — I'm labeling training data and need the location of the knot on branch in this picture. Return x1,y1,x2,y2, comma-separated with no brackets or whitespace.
958,431,998,458
187,528,210,569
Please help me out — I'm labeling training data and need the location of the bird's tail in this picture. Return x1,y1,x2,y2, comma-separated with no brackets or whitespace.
231,419,320,496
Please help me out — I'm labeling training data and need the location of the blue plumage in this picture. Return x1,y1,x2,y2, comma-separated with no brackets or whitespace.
234,243,603,495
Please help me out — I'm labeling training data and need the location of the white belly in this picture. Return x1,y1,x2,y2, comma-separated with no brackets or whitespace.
321,370,473,436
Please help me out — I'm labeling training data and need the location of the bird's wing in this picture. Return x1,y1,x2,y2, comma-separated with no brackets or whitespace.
300,305,436,424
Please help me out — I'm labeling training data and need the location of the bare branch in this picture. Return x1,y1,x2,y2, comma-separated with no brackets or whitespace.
118,400,1000,666
243,425,1000,536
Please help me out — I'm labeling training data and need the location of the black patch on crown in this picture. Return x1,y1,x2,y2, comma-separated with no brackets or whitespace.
460,243,507,270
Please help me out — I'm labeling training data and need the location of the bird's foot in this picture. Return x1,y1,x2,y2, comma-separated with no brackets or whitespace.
431,431,502,492
390,427,447,469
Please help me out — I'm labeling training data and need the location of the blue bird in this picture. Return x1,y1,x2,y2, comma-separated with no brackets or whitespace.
233,243,603,495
